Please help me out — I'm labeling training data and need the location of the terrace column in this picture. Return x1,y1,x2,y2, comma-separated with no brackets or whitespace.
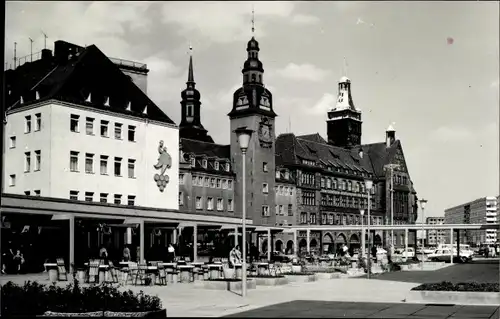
139,220,145,263
306,229,310,253
234,226,238,247
172,229,177,245
456,230,460,259
69,215,75,273
404,228,409,259
293,229,298,255
267,229,272,261
449,228,454,264
193,224,198,262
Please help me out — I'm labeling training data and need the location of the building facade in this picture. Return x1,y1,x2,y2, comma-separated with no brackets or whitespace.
444,196,498,246
426,217,446,246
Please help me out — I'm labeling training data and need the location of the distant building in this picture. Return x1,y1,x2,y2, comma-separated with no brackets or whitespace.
444,196,498,246
426,217,445,246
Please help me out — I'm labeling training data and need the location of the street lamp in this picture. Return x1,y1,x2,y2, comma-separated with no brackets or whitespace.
365,179,373,279
419,198,428,269
384,163,400,257
360,209,365,259
234,126,254,298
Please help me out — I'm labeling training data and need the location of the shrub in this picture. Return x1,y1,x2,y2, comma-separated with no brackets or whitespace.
412,281,499,292
248,274,285,278
282,272,314,276
1,279,162,317
207,278,243,282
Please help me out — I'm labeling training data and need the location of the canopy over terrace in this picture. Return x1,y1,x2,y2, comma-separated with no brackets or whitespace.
1,193,253,269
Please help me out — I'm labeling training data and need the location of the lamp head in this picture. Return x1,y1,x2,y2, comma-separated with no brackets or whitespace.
360,209,365,216
364,179,373,190
233,126,254,152
419,198,428,209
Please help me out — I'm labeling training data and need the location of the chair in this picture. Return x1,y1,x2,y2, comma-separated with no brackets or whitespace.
125,262,138,285
56,258,68,281
134,263,151,285
87,260,100,284
107,261,119,283
156,263,167,285
184,257,191,263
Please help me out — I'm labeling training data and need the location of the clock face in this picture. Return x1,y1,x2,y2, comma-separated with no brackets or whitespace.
262,125,270,138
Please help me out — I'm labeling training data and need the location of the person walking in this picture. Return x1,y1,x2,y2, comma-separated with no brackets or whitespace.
167,244,176,262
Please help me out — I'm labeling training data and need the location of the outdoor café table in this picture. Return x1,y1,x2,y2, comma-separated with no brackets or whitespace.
147,266,157,285
233,263,243,279
190,262,204,279
44,263,58,282
255,262,270,276
207,264,223,279
84,263,109,283
177,265,194,283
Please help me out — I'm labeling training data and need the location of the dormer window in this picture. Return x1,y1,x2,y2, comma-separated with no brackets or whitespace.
202,159,207,168
190,157,195,167
214,161,219,170
225,163,230,172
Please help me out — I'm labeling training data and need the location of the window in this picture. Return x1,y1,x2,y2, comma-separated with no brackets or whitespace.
114,123,122,139
128,159,136,178
70,151,79,172
216,178,222,188
279,205,284,215
114,194,122,205
262,205,270,216
192,175,197,185
321,177,325,188
197,176,203,185
34,190,40,196
207,197,214,210
70,114,80,132
262,183,269,194
9,136,16,148
190,157,195,167
100,155,108,175
25,115,32,133
69,190,79,200
228,180,233,189
217,198,223,211
210,178,215,188
179,173,185,185
85,153,94,174
214,161,219,170
225,163,230,172
279,186,284,195
9,174,15,186
34,150,41,171
196,197,203,209
85,192,94,202
222,179,228,189
300,212,308,224
127,195,136,206
202,159,207,168
86,117,94,135
204,177,209,187
100,193,108,203
309,213,317,224
301,190,315,206
289,187,293,196
24,152,31,172
326,178,331,189
128,125,136,142
328,214,334,225
35,113,41,131
263,162,268,172
322,213,327,225
114,157,122,176
100,120,109,137
288,204,293,216
333,179,337,189
228,199,234,212
284,186,288,195
179,192,184,206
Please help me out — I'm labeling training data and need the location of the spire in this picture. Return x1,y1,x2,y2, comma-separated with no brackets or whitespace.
187,44,194,84
251,6,255,34
342,56,348,77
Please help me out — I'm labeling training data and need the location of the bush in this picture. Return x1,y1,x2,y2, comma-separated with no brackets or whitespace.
207,278,242,282
282,272,314,276
1,279,162,317
308,268,346,274
248,274,285,278
412,281,499,292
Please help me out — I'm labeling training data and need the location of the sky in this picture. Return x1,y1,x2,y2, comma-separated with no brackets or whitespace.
5,1,499,221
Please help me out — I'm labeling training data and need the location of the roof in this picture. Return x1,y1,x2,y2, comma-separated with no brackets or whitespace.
276,132,407,179
5,40,175,125
339,76,350,83
180,138,230,160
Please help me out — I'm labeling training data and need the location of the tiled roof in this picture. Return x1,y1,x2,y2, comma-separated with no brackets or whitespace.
275,133,404,178
5,41,175,125
180,138,230,160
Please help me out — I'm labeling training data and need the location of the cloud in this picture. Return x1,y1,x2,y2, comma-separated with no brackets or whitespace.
491,80,499,88
307,93,336,115
277,63,330,82
216,83,241,105
291,14,320,25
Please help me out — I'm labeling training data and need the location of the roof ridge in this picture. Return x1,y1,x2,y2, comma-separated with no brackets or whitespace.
181,137,229,148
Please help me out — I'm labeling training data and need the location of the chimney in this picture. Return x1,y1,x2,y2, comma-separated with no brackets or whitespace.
386,123,396,148
358,147,363,159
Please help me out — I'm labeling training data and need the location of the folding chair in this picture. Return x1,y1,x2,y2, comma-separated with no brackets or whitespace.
134,263,151,285
107,261,119,283
124,262,138,285
87,260,100,284
56,258,68,281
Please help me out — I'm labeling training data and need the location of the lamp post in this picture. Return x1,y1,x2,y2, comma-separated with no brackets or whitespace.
365,180,373,279
384,164,400,257
419,198,428,269
360,209,365,259
234,126,254,298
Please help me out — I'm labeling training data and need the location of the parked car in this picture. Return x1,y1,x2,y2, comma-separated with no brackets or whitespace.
397,247,415,258
428,248,473,263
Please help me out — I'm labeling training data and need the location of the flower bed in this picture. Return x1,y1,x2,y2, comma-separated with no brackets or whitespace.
282,272,316,283
1,280,164,317
281,272,314,276
248,274,286,278
406,281,500,306
248,275,289,286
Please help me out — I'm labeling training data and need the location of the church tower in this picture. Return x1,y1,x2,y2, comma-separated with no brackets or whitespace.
229,12,277,226
326,76,362,148
179,46,214,143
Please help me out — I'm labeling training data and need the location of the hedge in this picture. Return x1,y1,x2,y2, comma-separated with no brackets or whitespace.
412,281,499,292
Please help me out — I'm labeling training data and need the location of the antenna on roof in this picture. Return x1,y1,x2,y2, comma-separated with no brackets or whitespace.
13,42,17,68
342,56,348,77
288,115,292,133
41,30,48,49
29,37,34,62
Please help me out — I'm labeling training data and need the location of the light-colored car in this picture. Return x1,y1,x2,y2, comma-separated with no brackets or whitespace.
398,247,415,258
428,248,473,263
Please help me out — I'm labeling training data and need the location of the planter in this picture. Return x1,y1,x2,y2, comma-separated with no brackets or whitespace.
291,265,302,273
406,290,500,306
40,311,103,317
40,309,167,317
223,268,235,279
251,277,289,286
314,272,341,280
77,270,87,283
284,274,316,283
48,269,58,283
194,279,256,291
